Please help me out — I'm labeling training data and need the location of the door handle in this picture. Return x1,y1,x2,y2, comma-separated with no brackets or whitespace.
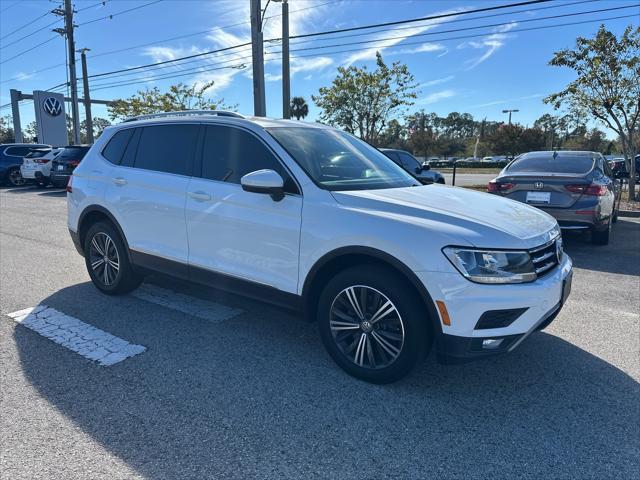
112,177,127,186
188,191,211,201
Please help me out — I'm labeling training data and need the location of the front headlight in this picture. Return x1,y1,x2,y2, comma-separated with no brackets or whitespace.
443,247,536,284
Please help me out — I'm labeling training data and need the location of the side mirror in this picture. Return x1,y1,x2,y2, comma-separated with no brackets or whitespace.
240,169,285,201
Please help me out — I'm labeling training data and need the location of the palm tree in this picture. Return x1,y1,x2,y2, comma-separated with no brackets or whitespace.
290,96,309,121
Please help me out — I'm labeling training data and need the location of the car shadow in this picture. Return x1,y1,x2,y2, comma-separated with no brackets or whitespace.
1,185,66,196
12,281,639,478
562,218,640,276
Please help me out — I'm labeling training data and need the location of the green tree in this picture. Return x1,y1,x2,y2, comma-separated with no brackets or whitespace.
80,117,111,143
313,52,417,144
545,25,640,200
108,82,235,121
289,96,309,120
378,119,407,149
0,115,15,143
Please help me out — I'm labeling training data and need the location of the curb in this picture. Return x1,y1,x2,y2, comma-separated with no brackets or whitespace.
618,210,640,218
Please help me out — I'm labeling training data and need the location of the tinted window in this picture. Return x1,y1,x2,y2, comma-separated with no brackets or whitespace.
5,146,32,157
398,152,421,170
121,128,141,167
134,124,199,175
102,129,135,164
57,146,91,161
201,125,292,187
508,153,595,174
383,151,400,162
25,149,51,159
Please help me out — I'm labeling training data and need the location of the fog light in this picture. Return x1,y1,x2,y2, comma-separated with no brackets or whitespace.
482,338,504,350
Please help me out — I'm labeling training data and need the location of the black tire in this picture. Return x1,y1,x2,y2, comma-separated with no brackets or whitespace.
6,167,25,187
591,219,611,246
83,221,143,295
437,178,445,184
317,265,431,384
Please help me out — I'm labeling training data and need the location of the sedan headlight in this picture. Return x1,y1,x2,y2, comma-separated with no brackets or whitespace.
443,247,536,284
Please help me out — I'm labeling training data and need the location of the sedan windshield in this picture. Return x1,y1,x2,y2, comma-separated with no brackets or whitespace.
508,153,595,174
267,127,419,191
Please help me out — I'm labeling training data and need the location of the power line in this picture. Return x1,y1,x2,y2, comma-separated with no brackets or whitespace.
0,8,53,41
77,0,165,27
0,1,21,14
76,1,108,13
0,35,60,65
0,18,62,50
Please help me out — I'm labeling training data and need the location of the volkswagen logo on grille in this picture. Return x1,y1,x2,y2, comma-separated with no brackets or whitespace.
534,181,544,190
43,97,62,117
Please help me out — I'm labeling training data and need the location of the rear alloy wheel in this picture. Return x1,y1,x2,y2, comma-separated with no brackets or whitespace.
591,219,611,246
318,266,430,384
7,167,25,187
84,221,143,294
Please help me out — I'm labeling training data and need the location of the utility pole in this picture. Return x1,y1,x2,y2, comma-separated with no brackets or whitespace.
53,0,81,144
502,108,519,125
282,0,290,119
78,48,94,143
250,0,266,116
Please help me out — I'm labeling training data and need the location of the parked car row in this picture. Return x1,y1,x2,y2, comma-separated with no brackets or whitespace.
0,143,91,188
380,148,445,184
608,155,640,181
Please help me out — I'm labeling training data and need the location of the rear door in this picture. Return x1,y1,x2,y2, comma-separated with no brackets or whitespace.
104,123,200,275
185,124,302,293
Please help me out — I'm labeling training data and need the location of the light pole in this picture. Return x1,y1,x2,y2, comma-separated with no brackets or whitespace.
260,0,289,119
250,0,266,116
502,109,519,125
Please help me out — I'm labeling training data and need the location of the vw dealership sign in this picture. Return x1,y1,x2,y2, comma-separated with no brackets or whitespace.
33,90,68,146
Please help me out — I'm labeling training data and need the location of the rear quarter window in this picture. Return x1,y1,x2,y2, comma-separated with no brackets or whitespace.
508,154,595,174
4,146,32,157
102,129,135,164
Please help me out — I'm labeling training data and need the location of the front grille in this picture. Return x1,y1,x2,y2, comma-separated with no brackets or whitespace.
529,237,560,278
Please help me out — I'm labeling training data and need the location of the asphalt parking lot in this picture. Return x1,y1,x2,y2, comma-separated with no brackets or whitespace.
1,186,639,479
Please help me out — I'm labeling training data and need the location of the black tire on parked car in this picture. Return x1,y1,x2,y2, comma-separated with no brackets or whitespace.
591,219,611,246
83,221,143,295
317,265,431,384
6,167,25,187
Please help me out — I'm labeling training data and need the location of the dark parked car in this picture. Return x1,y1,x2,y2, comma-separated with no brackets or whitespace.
380,148,445,184
608,155,640,181
488,151,621,245
49,145,92,188
0,143,50,186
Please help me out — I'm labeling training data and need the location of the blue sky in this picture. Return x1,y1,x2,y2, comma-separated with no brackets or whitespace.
1,0,638,136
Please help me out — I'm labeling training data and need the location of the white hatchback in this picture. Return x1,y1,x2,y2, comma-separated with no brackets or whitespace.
67,111,572,383
21,147,63,186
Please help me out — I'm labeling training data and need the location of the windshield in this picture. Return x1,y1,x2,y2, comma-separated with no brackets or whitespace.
267,127,419,191
507,153,595,174
57,147,90,160
25,149,50,159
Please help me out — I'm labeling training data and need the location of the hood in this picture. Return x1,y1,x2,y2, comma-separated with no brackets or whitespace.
332,185,559,249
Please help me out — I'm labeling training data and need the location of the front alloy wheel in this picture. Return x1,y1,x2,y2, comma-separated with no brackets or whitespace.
7,167,25,187
329,286,405,369
89,232,120,286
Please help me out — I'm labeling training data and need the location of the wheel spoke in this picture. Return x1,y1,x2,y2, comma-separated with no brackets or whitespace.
330,319,360,331
376,329,403,342
91,258,105,270
365,334,376,368
344,287,364,320
91,237,105,256
370,299,396,324
108,259,119,271
354,333,367,366
103,262,110,284
332,308,357,323
371,331,401,359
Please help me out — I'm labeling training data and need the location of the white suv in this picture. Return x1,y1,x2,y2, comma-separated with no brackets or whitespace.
67,111,573,383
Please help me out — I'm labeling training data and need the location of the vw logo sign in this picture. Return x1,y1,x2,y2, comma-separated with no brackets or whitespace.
43,97,63,117
534,181,544,190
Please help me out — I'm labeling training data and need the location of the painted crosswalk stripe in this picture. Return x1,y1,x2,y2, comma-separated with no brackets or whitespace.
131,283,243,323
6,305,146,366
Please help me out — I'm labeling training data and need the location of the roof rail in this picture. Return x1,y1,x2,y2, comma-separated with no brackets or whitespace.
122,110,244,123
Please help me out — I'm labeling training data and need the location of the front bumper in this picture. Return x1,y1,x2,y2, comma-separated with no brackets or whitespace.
416,254,573,363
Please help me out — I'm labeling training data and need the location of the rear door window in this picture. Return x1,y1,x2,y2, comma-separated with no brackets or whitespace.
102,129,135,164
134,124,199,176
4,146,32,157
508,153,595,174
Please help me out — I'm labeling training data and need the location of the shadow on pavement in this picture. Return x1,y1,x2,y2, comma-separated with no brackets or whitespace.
2,185,66,196
562,218,639,276
13,281,639,479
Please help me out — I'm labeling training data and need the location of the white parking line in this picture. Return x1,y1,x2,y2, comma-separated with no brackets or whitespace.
6,305,146,366
132,283,243,323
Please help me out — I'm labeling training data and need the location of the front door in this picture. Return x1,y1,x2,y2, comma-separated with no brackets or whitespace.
185,124,302,293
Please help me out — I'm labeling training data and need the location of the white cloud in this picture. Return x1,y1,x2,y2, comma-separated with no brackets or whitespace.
265,56,333,82
419,75,454,88
392,42,446,55
460,21,518,70
469,93,544,109
342,7,467,66
416,89,456,105
14,71,34,81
